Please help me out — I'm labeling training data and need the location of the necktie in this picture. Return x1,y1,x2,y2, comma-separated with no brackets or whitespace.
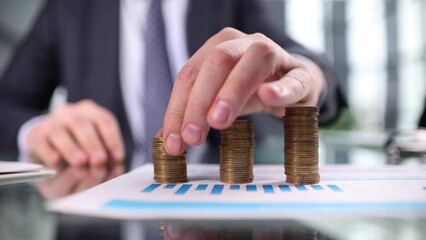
142,0,173,161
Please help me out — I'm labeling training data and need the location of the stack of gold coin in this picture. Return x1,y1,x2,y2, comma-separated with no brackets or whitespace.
284,107,320,185
220,119,255,184
152,137,188,183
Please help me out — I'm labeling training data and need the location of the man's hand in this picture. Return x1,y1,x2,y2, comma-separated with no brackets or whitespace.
163,28,325,155
27,100,125,166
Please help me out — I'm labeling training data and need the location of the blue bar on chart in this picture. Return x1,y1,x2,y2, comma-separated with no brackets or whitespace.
295,185,308,191
278,185,291,192
141,184,161,193
246,185,257,192
230,185,240,190
175,184,192,195
311,185,324,190
196,184,208,191
164,184,176,189
211,185,224,195
263,185,275,194
327,185,343,192
423,186,426,191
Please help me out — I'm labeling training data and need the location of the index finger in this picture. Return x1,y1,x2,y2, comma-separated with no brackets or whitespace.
162,28,245,155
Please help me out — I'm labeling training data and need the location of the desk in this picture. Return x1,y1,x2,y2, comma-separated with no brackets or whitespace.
0,131,425,240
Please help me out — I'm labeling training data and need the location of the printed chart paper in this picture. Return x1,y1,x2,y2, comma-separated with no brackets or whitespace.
48,164,426,220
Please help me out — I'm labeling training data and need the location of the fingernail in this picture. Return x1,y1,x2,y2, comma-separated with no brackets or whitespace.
211,100,231,124
165,133,182,154
183,123,202,144
167,224,182,239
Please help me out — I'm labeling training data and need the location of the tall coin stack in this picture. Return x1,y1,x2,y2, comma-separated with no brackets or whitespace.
284,107,320,185
220,119,255,184
152,137,188,183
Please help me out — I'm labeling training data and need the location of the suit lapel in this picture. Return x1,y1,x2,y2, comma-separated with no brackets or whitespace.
186,0,214,56
85,0,120,110
85,0,134,166
186,0,238,56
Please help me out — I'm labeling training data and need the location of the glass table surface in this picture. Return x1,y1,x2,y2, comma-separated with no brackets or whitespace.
1,131,425,240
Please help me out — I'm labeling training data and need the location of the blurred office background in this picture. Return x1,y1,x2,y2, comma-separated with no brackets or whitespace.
1,0,425,132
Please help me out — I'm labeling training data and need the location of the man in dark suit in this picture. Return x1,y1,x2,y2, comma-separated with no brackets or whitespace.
0,0,345,167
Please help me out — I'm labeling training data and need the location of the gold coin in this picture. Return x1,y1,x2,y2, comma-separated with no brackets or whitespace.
220,119,255,184
284,107,320,185
152,137,188,184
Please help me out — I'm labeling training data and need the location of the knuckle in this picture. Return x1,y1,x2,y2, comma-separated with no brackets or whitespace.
252,41,275,55
167,109,184,122
47,120,65,134
80,99,97,109
53,105,76,122
97,110,114,125
187,97,207,111
288,69,311,95
176,65,197,89
218,27,241,38
60,104,73,112
296,70,310,88
55,105,71,116
251,32,268,41
71,114,87,127
207,46,237,67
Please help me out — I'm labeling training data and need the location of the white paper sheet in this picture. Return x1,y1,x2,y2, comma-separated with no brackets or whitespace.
48,164,426,220
0,161,43,173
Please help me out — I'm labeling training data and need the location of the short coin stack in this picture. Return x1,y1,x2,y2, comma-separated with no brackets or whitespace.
152,137,188,183
284,107,320,185
220,119,255,184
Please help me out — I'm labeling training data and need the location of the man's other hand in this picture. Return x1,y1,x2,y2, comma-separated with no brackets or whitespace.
27,100,125,166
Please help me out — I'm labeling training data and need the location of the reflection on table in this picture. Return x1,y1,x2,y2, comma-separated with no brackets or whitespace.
0,131,425,240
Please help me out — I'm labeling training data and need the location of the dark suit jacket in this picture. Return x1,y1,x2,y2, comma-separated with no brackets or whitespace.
0,0,346,159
